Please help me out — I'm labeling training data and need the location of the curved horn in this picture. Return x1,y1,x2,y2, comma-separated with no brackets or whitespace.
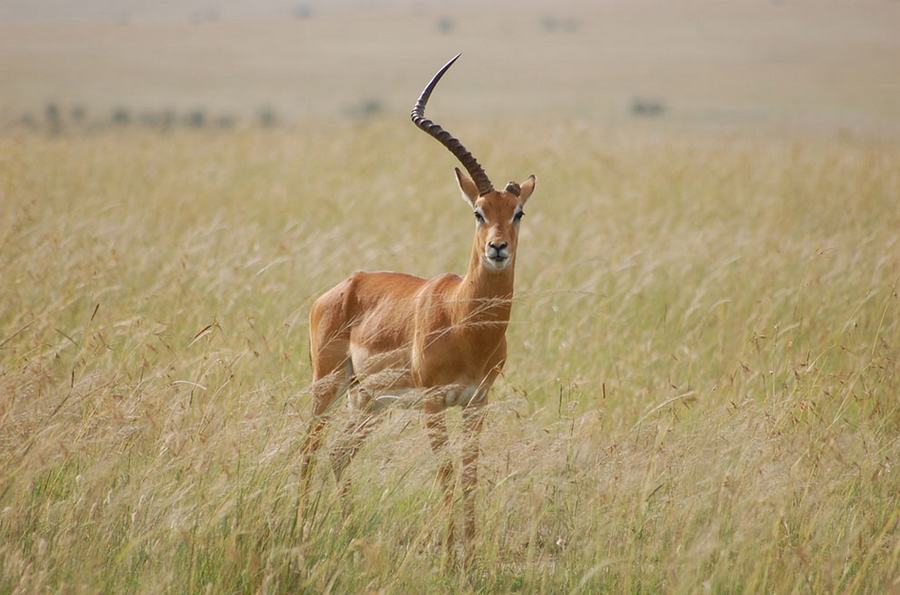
411,53,494,196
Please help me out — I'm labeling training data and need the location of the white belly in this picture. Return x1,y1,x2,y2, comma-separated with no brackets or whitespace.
443,384,479,407
348,343,482,410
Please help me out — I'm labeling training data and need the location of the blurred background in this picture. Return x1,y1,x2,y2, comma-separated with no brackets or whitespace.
2,0,899,136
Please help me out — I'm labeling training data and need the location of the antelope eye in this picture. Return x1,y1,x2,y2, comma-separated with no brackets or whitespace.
514,211,525,222
474,211,485,223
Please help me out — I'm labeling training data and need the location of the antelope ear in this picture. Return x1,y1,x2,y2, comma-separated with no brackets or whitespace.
518,175,536,205
454,167,479,207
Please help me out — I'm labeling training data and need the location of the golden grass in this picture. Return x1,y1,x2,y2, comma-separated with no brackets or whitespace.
0,122,898,593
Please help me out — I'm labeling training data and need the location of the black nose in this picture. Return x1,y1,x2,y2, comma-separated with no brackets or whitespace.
489,241,508,251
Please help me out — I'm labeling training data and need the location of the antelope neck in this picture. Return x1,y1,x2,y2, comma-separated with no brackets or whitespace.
451,238,514,333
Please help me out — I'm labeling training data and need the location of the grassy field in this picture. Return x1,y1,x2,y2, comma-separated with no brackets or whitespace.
0,121,898,592
1,0,899,592
2,1,900,132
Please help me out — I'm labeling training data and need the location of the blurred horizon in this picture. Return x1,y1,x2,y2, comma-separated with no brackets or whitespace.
2,0,899,136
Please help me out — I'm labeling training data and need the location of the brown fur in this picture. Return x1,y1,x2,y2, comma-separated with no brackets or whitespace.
299,169,536,559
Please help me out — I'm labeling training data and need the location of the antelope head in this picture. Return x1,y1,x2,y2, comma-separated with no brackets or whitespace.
411,54,537,273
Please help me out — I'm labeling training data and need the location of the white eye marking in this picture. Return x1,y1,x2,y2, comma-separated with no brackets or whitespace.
474,207,486,224
511,207,524,224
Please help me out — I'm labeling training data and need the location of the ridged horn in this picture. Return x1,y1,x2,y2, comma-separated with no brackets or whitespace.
411,53,494,196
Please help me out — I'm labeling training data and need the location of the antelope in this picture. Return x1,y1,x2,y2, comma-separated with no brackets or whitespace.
298,54,537,557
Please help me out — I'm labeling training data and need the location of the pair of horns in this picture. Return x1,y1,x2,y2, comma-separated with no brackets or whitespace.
411,53,508,197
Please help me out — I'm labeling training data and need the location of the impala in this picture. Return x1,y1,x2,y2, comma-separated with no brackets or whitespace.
298,54,537,556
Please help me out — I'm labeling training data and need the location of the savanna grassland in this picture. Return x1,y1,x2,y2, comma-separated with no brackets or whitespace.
1,123,898,593
2,1,900,593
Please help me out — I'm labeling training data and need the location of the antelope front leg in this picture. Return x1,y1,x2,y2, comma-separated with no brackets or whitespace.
423,398,456,552
462,403,485,563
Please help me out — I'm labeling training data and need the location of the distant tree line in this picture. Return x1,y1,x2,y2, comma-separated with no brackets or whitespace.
12,103,281,134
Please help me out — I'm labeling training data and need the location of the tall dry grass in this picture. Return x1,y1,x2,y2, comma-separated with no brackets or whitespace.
0,122,898,592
